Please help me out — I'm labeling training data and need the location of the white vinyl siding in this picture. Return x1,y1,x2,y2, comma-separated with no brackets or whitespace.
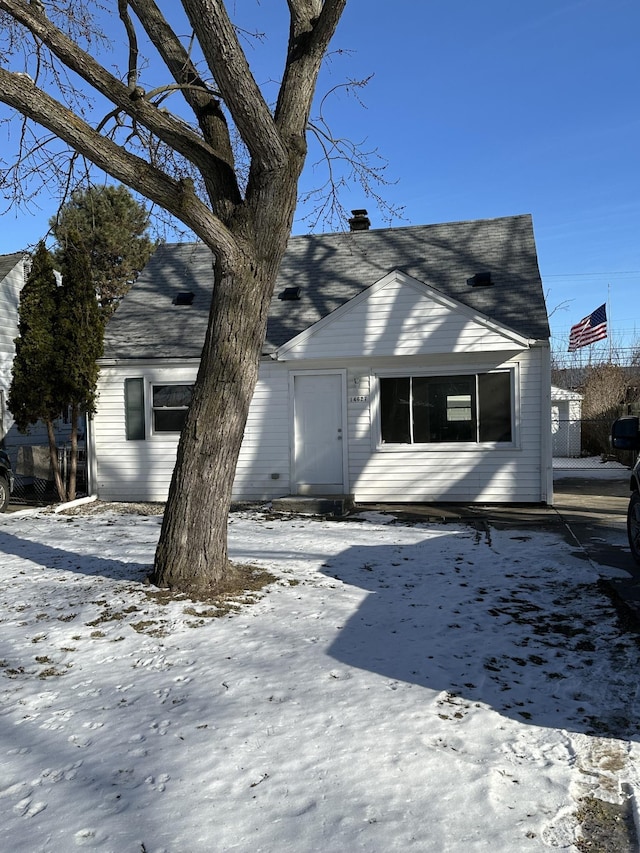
92,270,550,505
551,386,583,458
345,349,546,503
276,271,529,361
0,259,25,441
93,361,291,502
232,362,290,500
93,363,197,502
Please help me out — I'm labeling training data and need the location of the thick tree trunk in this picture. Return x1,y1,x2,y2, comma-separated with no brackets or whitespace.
151,111,307,594
151,240,284,595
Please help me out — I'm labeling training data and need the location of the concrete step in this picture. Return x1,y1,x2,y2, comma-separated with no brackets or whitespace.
271,495,354,517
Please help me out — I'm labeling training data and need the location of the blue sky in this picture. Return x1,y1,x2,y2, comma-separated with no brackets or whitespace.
1,0,638,358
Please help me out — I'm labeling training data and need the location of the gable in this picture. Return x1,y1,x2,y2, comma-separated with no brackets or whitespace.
264,213,549,352
274,270,531,361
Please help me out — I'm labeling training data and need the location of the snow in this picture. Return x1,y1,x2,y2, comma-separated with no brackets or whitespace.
1,499,639,852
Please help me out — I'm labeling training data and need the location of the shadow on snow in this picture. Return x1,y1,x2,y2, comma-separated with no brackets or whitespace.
317,524,640,742
0,522,156,583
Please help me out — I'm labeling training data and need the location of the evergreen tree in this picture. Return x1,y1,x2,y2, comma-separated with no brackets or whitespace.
51,185,156,315
7,242,67,500
57,232,104,500
8,238,105,503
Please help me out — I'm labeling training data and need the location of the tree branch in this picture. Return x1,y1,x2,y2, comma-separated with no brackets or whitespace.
0,0,233,176
275,0,347,137
118,0,140,90
181,0,287,171
128,0,242,214
0,67,238,262
286,0,323,24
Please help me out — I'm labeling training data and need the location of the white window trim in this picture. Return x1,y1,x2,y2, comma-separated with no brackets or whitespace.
148,380,194,437
371,364,520,452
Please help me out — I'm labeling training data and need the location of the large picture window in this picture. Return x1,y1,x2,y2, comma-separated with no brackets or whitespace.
380,372,512,444
152,384,193,433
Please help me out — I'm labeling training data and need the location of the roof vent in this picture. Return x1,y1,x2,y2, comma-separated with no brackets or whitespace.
467,272,493,288
174,291,195,305
278,286,301,301
349,209,371,232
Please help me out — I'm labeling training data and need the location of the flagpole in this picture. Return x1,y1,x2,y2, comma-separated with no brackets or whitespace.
608,283,612,363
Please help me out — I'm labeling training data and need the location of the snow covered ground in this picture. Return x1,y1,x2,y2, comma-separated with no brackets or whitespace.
0,496,639,852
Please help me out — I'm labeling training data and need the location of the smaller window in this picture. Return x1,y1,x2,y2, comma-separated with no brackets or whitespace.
125,378,145,440
152,384,193,433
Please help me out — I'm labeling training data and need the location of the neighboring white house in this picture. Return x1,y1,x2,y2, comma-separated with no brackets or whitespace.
551,385,583,458
0,252,28,443
90,213,553,505
0,251,77,489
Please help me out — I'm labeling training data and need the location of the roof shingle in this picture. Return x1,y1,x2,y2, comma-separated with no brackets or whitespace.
103,214,549,360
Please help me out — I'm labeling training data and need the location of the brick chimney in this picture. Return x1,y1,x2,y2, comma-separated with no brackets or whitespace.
349,209,371,231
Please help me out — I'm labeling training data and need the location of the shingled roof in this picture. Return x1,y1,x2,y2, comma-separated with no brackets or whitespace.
102,214,549,360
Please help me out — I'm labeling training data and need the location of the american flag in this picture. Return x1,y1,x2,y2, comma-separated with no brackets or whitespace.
567,304,607,352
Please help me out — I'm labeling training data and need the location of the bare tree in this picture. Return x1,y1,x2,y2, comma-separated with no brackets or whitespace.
580,362,628,456
0,0,354,595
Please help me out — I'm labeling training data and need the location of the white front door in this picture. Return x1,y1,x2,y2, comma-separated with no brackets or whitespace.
293,373,345,494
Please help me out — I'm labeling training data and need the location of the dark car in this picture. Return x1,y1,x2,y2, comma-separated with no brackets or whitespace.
0,449,13,512
611,416,640,565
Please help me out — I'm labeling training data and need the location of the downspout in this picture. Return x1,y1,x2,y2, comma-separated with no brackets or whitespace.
539,342,553,505
85,410,98,499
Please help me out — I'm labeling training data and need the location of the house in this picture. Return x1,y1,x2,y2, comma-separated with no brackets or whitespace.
0,253,29,443
0,251,77,494
551,385,583,458
89,213,552,505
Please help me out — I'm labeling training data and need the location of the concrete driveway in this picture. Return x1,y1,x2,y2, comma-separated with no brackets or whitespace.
364,473,640,622
550,475,640,622
552,476,634,573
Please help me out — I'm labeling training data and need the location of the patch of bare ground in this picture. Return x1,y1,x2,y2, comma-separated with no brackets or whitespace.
145,563,278,612
57,501,165,516
58,500,277,517
130,564,277,634
76,564,278,638
575,795,638,852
